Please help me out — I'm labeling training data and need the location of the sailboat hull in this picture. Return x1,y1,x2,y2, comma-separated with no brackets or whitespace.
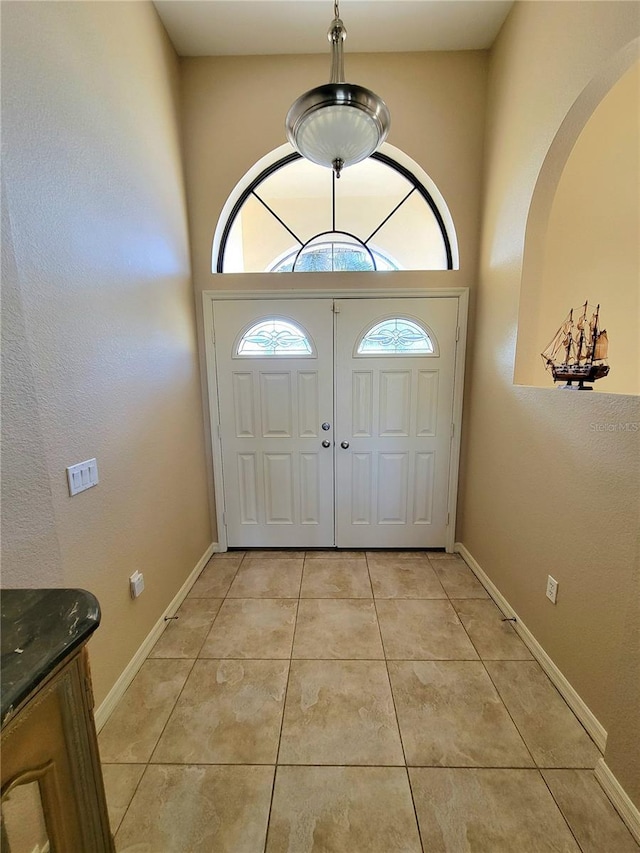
551,363,609,385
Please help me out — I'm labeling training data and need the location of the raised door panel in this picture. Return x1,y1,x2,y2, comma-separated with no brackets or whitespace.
378,371,412,437
298,372,320,438
352,372,373,437
237,453,259,524
416,370,439,437
260,373,293,437
351,452,373,525
300,453,321,524
264,453,295,524
232,373,256,438
377,452,409,524
413,452,435,524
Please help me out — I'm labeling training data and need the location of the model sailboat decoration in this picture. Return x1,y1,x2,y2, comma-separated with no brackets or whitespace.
541,301,609,389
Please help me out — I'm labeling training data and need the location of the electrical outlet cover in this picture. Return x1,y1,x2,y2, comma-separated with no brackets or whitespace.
129,571,145,599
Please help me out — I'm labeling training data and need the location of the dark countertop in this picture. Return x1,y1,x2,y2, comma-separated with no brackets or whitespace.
1,589,101,728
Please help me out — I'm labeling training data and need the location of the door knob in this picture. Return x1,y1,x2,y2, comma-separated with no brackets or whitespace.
322,440,331,448
321,422,331,431
340,441,350,449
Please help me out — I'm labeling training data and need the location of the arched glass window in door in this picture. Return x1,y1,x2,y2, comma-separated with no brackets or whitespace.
234,318,315,358
214,147,457,274
356,317,437,356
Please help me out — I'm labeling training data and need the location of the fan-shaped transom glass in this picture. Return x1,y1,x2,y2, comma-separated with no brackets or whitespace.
270,241,398,273
216,152,453,274
357,318,435,355
235,319,314,357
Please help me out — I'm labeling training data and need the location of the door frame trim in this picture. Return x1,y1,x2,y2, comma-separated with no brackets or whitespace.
203,287,468,552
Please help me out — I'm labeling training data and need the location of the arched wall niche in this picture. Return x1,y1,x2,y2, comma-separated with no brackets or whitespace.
514,39,639,395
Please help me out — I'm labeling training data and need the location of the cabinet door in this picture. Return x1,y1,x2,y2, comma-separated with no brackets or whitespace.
1,650,114,852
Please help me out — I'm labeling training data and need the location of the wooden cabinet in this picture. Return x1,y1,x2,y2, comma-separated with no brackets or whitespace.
1,590,114,852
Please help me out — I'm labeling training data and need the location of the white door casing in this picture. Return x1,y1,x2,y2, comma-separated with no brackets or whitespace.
206,291,466,551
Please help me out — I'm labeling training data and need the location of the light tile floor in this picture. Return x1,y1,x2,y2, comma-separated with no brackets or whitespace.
100,550,639,853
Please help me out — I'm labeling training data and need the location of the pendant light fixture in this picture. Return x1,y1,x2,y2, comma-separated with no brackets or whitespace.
285,0,390,179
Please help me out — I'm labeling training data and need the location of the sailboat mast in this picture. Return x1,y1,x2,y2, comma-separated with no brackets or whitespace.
591,303,600,361
564,309,574,364
576,301,588,363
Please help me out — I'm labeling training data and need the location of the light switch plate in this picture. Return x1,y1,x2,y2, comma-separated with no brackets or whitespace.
66,458,99,496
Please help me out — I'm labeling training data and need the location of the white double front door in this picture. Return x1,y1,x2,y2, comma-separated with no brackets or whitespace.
212,296,459,549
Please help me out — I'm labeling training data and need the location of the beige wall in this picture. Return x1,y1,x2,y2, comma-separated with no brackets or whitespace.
458,1,640,805
1,1,212,704
181,50,488,535
517,61,639,394
180,50,488,294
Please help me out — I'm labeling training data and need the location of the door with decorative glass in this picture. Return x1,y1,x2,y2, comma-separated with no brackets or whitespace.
213,299,335,547
212,297,459,548
334,298,458,548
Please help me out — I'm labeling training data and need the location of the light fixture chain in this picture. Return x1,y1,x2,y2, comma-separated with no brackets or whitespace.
334,0,340,21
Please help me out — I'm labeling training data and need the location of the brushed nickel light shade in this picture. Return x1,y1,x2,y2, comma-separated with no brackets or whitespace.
285,3,390,178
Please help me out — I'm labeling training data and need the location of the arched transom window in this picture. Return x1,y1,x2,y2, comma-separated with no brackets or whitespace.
214,150,456,274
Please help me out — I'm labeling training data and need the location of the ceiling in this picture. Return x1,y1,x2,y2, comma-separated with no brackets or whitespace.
154,1,514,57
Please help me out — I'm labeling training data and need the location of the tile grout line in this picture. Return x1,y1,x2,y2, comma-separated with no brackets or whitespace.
113,552,250,839
438,555,600,757
365,552,427,853
105,552,249,841
108,760,585,769
107,550,607,849
107,655,199,842
437,554,549,774
538,771,591,853
449,585,541,773
263,556,305,852
214,551,280,852
480,658,546,773
192,551,245,659
146,655,199,767
111,767,148,841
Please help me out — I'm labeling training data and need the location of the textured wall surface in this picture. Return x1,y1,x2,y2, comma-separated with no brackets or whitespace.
1,1,212,704
458,1,640,805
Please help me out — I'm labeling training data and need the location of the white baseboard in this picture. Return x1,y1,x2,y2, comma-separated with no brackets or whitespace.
595,758,640,844
454,542,607,753
94,542,217,732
